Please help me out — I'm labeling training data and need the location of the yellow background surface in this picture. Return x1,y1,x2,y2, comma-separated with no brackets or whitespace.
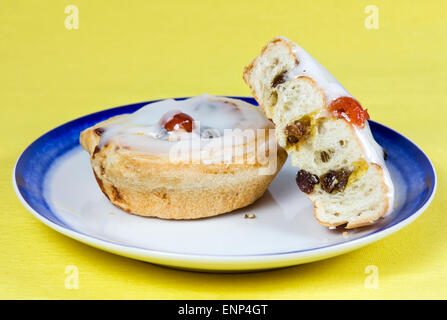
1,0,446,299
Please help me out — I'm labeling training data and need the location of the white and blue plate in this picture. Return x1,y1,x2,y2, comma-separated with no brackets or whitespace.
13,97,437,272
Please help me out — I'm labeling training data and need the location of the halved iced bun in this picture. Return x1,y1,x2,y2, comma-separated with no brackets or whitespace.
80,95,287,219
243,37,394,229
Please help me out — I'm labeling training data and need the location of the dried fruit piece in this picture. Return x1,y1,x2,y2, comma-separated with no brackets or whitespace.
328,97,370,128
296,170,320,194
349,159,368,184
333,168,352,192
320,171,337,193
272,70,287,88
94,127,105,136
285,116,311,145
286,134,299,144
320,151,331,163
162,112,194,132
320,168,352,193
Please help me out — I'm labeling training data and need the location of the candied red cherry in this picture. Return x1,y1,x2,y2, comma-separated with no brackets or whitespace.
161,112,194,132
328,97,370,128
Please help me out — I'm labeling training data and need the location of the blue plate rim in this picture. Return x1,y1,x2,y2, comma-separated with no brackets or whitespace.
12,96,438,262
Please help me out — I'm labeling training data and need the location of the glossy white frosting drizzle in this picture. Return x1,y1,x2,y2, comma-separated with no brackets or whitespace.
97,94,273,162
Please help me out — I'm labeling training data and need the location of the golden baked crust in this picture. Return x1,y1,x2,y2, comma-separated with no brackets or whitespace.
80,106,287,219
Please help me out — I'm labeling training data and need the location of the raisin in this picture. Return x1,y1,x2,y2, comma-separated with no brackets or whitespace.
320,151,331,163
272,70,288,88
320,168,352,194
94,127,105,136
285,117,311,145
334,169,352,192
320,171,337,193
296,170,319,194
287,135,299,144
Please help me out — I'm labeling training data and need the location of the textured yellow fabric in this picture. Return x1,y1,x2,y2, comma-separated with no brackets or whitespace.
1,0,445,299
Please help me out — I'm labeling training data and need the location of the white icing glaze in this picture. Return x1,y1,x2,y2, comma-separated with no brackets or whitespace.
354,123,395,217
98,94,273,162
286,40,352,104
281,37,395,216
